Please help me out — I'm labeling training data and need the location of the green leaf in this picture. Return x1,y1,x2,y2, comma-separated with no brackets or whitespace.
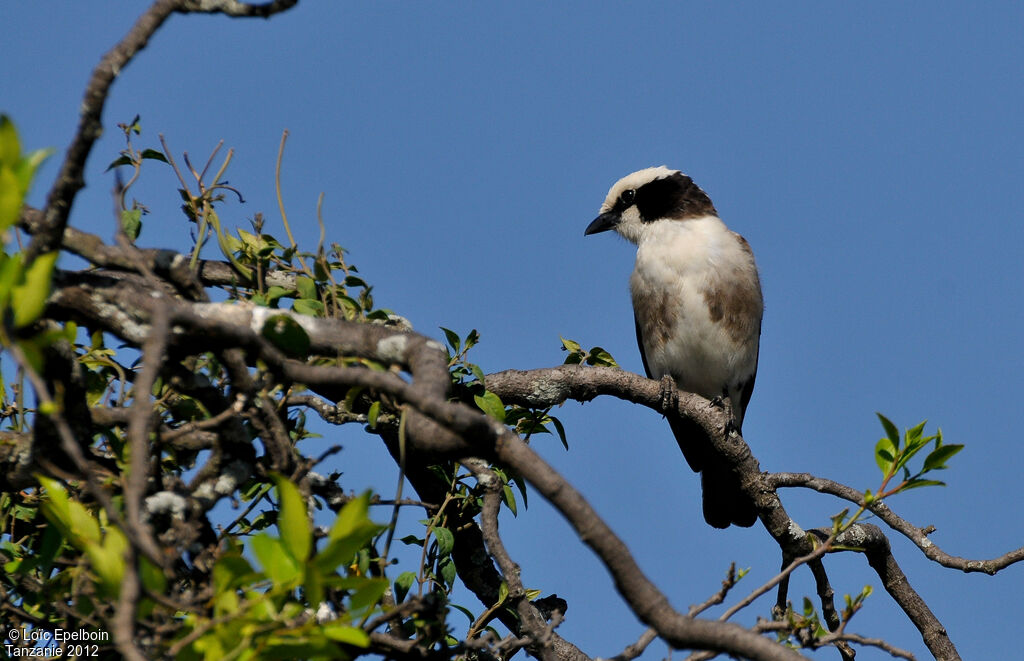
894,434,930,472
0,167,23,233
105,154,134,172
474,390,506,422
922,444,964,472
450,603,476,625
440,327,461,354
36,475,67,506
876,413,900,447
550,415,569,450
344,275,368,289
560,336,581,353
906,419,928,443
68,500,101,544
874,437,896,475
497,581,509,604
265,285,290,305
502,484,517,516
345,576,389,616
270,473,312,562
433,526,454,557
367,401,381,429
292,298,323,317
512,475,529,511
322,625,370,647
16,338,44,375
901,478,946,491
212,551,257,594
261,314,311,358
38,480,101,552
305,559,325,607
316,491,383,573
327,491,371,544
23,147,52,181
469,363,487,386
251,534,301,586
295,275,317,300
394,571,416,603
12,251,59,329
84,526,127,598
236,227,259,249
221,232,243,255
439,556,456,586
0,252,22,309
34,525,63,576
120,208,142,240
0,115,20,165
140,148,168,163
587,346,619,367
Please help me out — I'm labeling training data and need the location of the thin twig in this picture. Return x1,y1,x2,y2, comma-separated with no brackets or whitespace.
768,472,1024,574
29,0,184,262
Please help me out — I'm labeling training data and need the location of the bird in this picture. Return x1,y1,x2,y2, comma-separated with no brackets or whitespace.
584,166,763,528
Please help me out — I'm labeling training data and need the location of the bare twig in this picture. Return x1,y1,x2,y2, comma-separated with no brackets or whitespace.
720,545,829,623
688,564,740,617
125,303,169,555
29,0,184,262
768,472,1024,574
608,628,658,661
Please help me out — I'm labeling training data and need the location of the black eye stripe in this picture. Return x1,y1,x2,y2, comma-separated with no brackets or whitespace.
620,189,636,205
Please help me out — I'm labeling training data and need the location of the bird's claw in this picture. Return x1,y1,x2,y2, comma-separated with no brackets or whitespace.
711,393,739,434
659,374,679,413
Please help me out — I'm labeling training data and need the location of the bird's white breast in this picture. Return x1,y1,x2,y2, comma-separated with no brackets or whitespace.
630,215,761,400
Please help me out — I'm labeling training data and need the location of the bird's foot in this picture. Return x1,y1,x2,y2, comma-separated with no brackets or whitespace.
659,375,679,414
710,393,739,434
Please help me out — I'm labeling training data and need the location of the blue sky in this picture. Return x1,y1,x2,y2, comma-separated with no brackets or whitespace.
5,2,1024,659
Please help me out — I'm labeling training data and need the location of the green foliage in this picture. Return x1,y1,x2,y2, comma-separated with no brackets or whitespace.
444,326,570,450
0,116,64,377
176,485,387,660
560,335,619,367
35,476,166,606
0,115,52,233
10,250,58,328
774,584,873,651
829,415,964,535
106,116,169,241
870,414,963,499
0,116,56,329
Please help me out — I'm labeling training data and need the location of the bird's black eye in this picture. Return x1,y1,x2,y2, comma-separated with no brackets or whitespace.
620,189,636,206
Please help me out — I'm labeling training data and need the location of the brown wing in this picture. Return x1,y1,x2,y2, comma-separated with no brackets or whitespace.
633,314,653,380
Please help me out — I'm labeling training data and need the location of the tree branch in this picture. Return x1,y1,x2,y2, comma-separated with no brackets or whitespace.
768,472,1024,574
28,0,184,261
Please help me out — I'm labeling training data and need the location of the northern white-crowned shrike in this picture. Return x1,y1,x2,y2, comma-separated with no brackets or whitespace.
585,166,763,528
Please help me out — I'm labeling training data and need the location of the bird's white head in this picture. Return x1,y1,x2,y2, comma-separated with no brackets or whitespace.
584,166,717,244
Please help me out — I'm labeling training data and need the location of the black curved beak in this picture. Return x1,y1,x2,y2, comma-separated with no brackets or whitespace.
585,211,619,236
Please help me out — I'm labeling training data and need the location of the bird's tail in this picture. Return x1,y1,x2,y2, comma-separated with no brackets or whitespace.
700,464,756,529
668,416,756,529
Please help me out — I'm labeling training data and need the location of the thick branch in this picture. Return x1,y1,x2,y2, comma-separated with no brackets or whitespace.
44,271,802,659
177,0,298,16
822,524,961,661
